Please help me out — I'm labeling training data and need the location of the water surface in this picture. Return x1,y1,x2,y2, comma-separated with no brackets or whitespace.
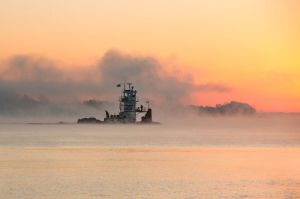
0,116,300,198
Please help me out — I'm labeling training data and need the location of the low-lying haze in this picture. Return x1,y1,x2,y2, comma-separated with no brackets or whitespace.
0,50,231,121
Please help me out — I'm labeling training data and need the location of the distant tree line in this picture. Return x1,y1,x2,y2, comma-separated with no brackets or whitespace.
191,101,256,116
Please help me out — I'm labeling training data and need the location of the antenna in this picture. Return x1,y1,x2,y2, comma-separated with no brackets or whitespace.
127,82,132,89
146,101,150,109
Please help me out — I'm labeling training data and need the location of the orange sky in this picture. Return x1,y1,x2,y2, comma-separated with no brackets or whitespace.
0,0,299,112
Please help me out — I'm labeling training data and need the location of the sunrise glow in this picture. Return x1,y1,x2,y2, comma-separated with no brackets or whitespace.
0,0,299,112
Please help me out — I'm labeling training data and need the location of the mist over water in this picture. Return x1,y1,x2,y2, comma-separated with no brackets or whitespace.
1,115,300,199
0,114,299,147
